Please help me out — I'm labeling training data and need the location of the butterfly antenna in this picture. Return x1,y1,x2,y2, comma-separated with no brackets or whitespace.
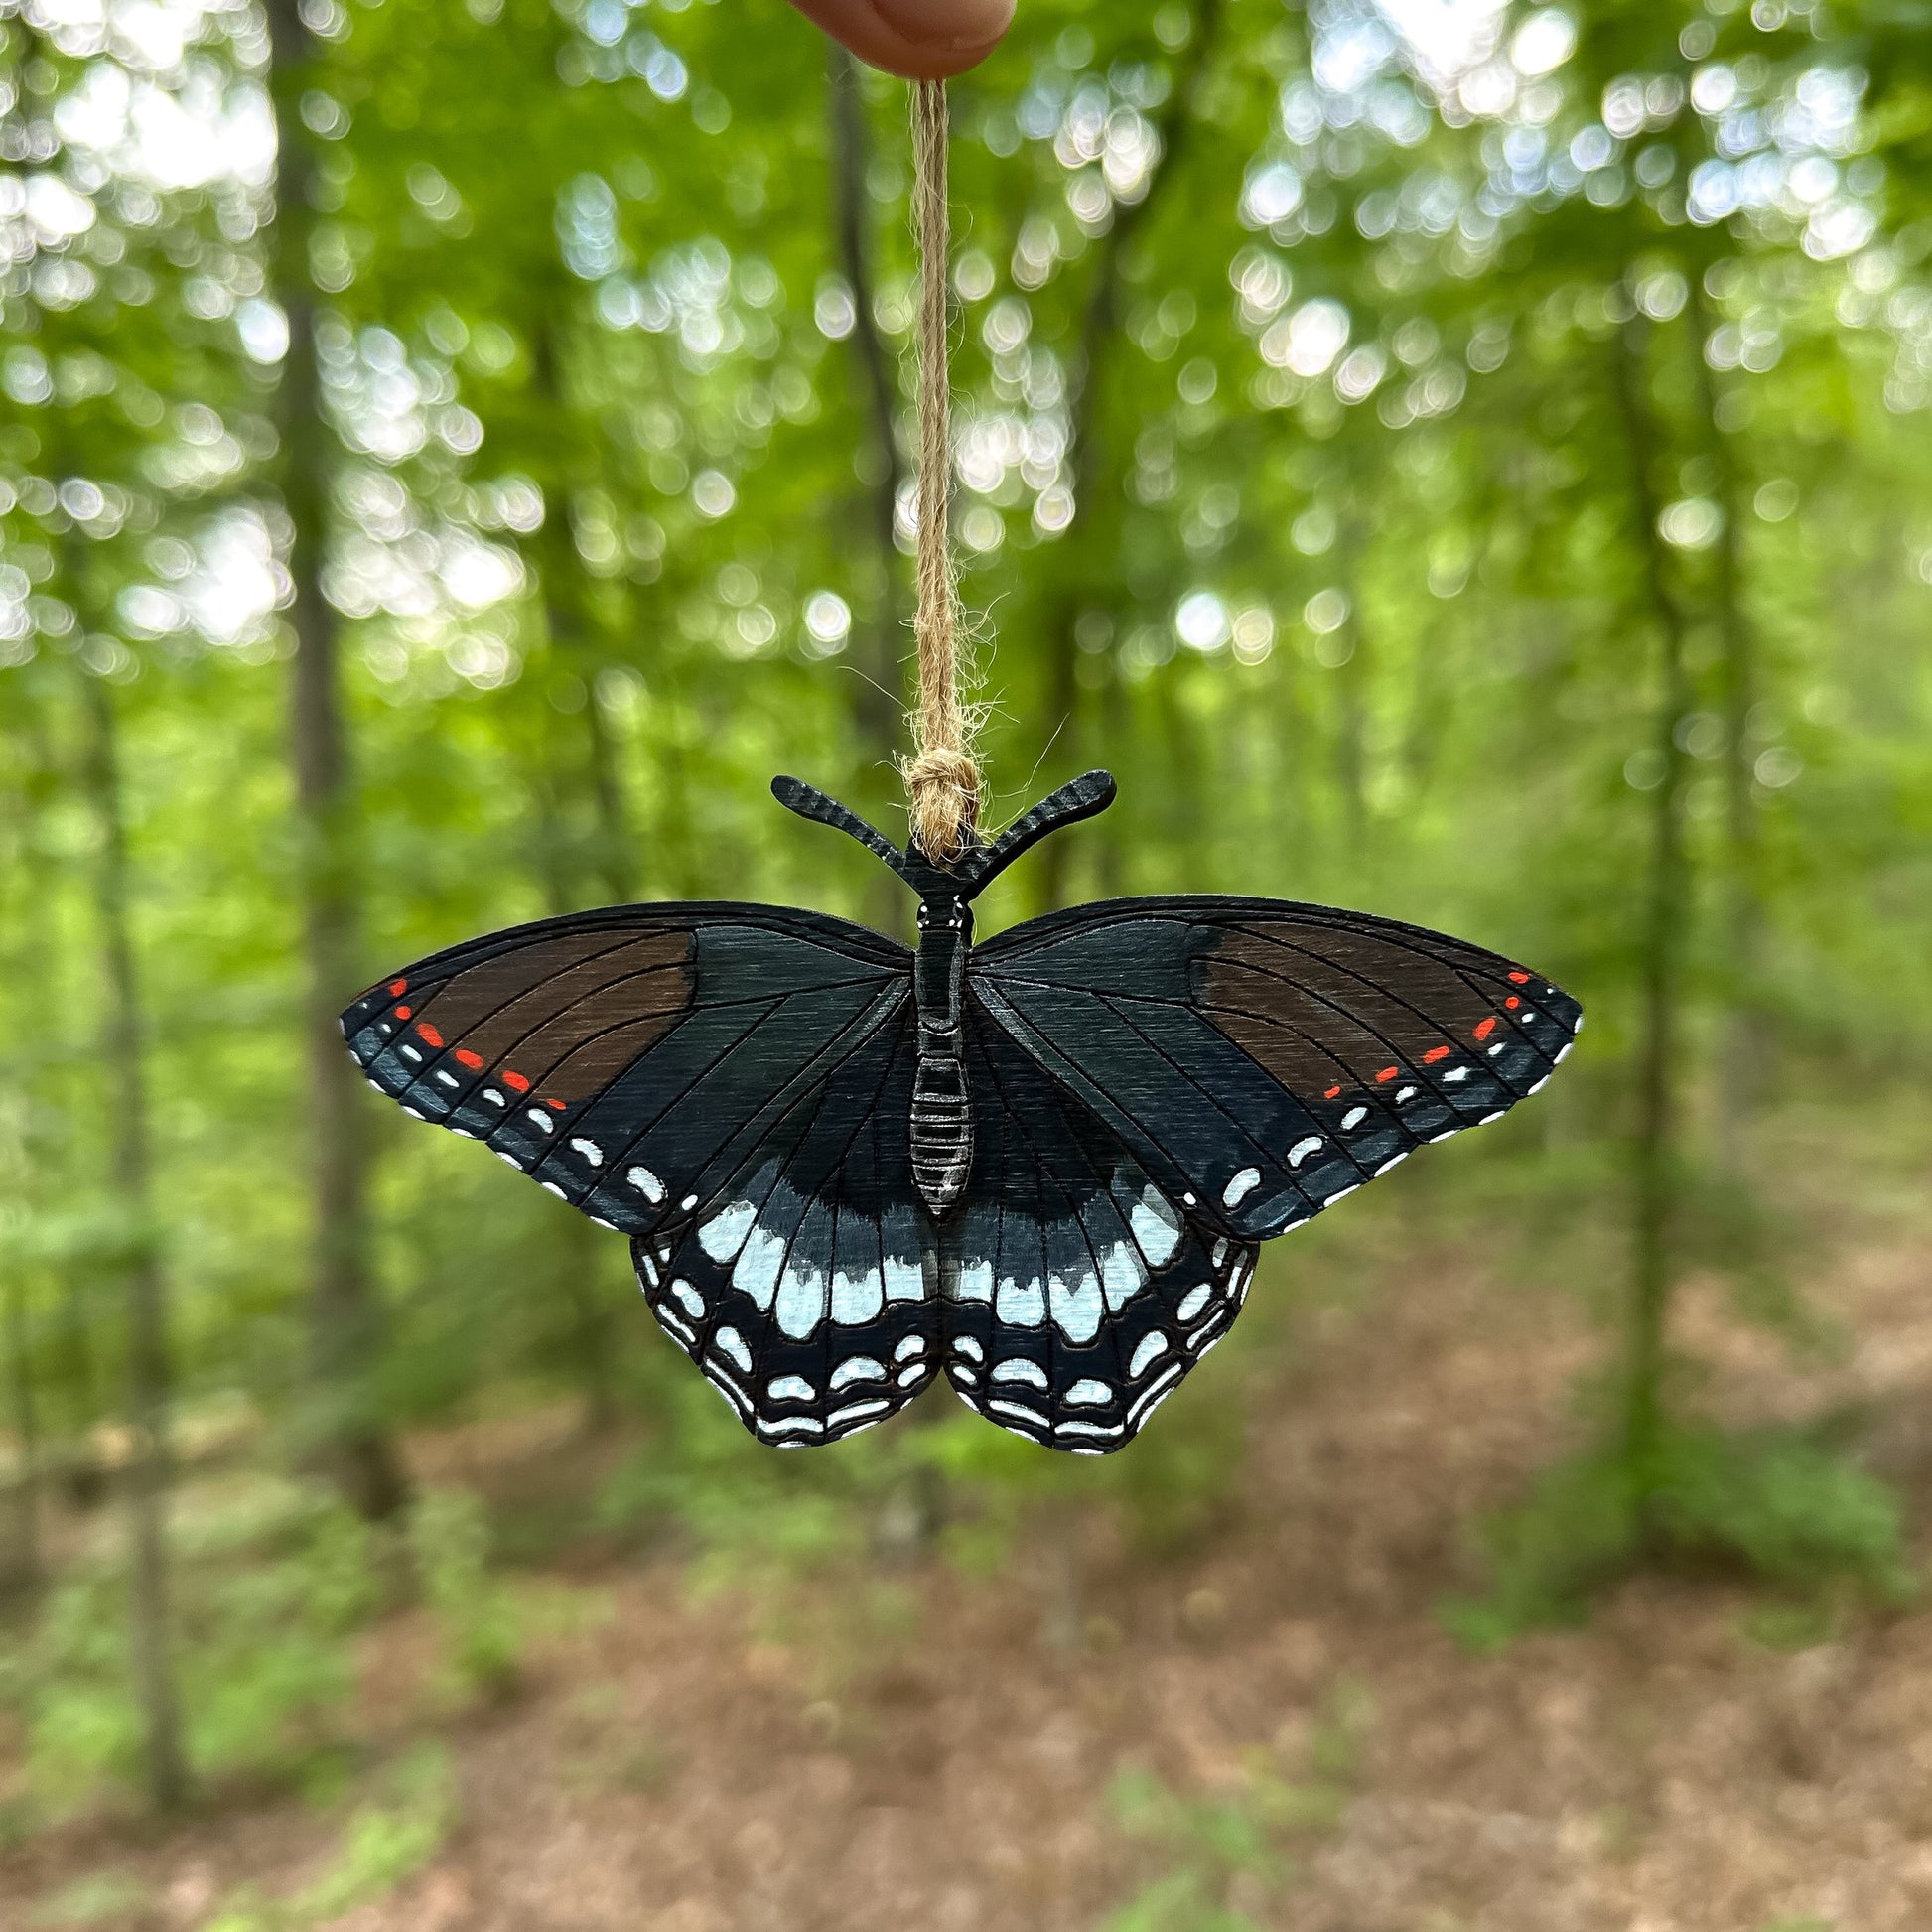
771,776,912,881
961,769,1117,890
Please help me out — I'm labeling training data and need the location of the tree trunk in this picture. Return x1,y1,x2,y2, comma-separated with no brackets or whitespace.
1033,0,1226,912
1,1275,41,1597
1689,285,1765,1175
828,45,914,933
77,672,189,1812
265,0,405,1521
1611,314,1694,1518
532,315,635,909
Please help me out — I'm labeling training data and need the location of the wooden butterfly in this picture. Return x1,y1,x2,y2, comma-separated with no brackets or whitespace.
343,772,1582,1453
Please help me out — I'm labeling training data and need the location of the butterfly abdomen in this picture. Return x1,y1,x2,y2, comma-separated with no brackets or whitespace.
912,895,975,1216
910,1047,973,1214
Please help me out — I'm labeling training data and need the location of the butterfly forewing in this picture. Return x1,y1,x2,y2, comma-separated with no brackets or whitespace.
343,904,911,1239
940,1018,1259,1454
973,897,1583,1250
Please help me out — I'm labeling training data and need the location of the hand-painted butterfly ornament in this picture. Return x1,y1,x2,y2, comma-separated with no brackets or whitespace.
344,772,1582,1454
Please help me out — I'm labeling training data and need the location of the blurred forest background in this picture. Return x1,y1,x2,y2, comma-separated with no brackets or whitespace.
4,0,1932,1924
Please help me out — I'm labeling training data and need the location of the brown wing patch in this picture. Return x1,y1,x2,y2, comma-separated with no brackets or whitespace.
1196,924,1501,1096
413,928,694,1102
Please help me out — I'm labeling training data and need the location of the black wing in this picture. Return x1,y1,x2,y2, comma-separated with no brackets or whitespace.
939,1017,1256,1456
971,897,1582,1249
634,1004,941,1447
342,903,910,1241
344,904,942,1443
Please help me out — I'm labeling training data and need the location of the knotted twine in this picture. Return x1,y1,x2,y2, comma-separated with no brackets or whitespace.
902,79,981,865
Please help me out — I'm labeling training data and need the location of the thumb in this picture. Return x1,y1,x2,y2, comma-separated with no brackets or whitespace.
786,0,1015,79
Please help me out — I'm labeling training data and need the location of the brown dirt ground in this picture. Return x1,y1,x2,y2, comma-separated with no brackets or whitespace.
9,1213,1932,1932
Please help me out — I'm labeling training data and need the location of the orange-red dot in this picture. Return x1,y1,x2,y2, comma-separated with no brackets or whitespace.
1375,1066,1399,1083
454,1049,483,1070
545,1098,566,1113
502,1070,531,1093
1504,997,1521,1012
417,1023,444,1047
394,1005,412,1022
1323,1085,1342,1099
1508,971,1530,985
1474,1017,1497,1041
1423,1046,1451,1065
389,979,408,996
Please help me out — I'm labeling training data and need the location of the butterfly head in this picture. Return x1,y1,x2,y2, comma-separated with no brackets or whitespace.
771,768,1117,903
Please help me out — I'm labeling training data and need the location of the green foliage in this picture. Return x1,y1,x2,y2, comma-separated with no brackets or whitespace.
0,1492,382,1816
408,1487,522,1703
1447,1424,1917,1649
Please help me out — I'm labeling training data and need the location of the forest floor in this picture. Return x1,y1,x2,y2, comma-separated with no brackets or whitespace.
10,1173,1932,1932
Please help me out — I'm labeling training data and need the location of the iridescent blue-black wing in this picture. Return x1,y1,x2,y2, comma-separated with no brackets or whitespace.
972,896,1581,1249
940,1013,1256,1455
342,905,937,1445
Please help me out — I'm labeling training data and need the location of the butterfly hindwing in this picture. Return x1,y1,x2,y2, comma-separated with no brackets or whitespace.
634,1004,940,1446
342,904,911,1243
972,896,1582,1247
940,1014,1258,1455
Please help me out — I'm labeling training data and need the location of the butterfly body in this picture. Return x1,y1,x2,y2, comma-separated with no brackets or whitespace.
344,771,1583,1454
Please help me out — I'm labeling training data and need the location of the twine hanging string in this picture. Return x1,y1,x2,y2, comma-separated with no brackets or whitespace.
903,79,981,865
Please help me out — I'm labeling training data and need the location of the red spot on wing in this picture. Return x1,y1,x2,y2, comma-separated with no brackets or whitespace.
1473,1018,1497,1041
394,1006,412,1022
417,1023,444,1048
454,1049,483,1070
502,1070,531,1093
545,1098,566,1113
1374,1066,1399,1083
1423,1046,1452,1065
1504,997,1521,1012
389,979,408,996
1508,971,1531,985
1323,1085,1342,1099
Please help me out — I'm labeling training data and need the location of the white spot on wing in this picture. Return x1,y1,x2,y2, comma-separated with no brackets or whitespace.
1050,1268,1103,1344
996,1274,1045,1327
733,1226,786,1311
483,1088,505,1106
831,1266,883,1325
767,1375,814,1403
830,1357,886,1390
1341,1107,1367,1130
713,1327,753,1375
988,1398,1049,1430
671,1279,704,1319
1100,1241,1146,1311
700,1200,756,1262
1129,1332,1169,1379
627,1166,665,1202
570,1137,603,1165
1222,1167,1261,1207
1288,1136,1324,1169
1128,1188,1181,1268
527,1109,555,1133
759,1415,825,1438
1445,1067,1470,1085
895,1334,925,1361
956,1259,994,1304
1064,1379,1112,1407
774,1261,827,1339
1128,1360,1184,1425
1056,1419,1124,1441
896,1363,926,1388
1375,1153,1409,1177
828,1398,891,1428
992,1358,1048,1389
1175,1284,1212,1323
882,1251,924,1304
952,1336,984,1362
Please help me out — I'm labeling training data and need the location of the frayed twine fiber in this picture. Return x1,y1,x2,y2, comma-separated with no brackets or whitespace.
903,78,981,865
